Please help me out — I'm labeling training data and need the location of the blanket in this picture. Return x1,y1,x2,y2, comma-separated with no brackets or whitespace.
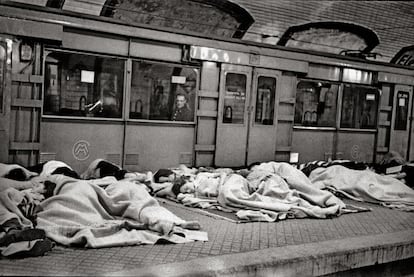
33,175,207,248
309,165,414,211
178,162,365,222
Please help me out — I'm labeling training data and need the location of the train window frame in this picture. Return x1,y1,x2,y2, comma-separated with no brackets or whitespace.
294,79,339,128
254,75,276,126
222,72,248,125
0,41,6,114
129,59,199,124
339,84,380,130
42,49,126,120
394,90,409,131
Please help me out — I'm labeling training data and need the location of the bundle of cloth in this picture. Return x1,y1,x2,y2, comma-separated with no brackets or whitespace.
0,160,207,258
301,154,414,212
0,163,54,257
154,162,369,222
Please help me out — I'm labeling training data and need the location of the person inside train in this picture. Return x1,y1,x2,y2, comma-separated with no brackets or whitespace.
171,93,192,121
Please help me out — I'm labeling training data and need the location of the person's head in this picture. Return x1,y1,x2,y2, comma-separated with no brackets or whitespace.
154,169,175,183
176,94,187,109
171,175,195,195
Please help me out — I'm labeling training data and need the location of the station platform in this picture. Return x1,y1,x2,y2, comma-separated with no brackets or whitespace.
0,199,413,276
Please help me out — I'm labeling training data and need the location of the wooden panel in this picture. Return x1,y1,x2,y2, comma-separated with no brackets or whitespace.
380,105,392,112
197,110,217,118
9,142,40,150
12,74,43,84
63,30,129,56
0,17,62,41
376,146,389,153
276,146,291,152
378,121,391,127
11,99,42,108
279,97,296,104
198,90,219,98
278,114,295,122
195,144,215,152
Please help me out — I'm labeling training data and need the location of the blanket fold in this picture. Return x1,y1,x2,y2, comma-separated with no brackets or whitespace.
309,165,414,211
32,175,207,248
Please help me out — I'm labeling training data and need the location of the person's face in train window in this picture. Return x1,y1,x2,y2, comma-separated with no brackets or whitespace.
176,95,187,109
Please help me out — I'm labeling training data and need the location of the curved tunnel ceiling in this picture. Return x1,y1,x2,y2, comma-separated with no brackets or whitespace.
277,22,380,58
44,0,254,38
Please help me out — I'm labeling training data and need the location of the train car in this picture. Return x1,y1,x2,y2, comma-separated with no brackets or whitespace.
0,1,413,173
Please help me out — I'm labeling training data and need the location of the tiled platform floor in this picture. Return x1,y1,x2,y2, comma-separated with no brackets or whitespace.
1,199,413,276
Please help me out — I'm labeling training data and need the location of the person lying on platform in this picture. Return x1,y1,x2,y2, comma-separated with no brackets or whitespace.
0,163,46,192
150,168,195,199
81,159,151,181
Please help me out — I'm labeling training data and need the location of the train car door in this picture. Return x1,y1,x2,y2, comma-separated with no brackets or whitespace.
215,64,252,167
215,64,279,167
247,68,279,165
0,38,11,162
390,85,413,159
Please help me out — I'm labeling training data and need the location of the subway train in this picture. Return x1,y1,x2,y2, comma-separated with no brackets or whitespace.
0,1,413,174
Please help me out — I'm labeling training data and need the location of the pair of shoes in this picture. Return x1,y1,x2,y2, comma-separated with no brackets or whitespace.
0,229,45,247
8,238,54,258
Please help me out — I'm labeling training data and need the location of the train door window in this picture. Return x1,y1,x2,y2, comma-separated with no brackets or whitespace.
395,91,409,130
223,73,247,124
255,76,276,125
294,80,338,127
0,43,5,113
130,61,197,122
44,51,124,118
340,85,379,129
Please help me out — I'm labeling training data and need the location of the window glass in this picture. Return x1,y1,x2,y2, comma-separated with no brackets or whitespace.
395,91,409,130
255,76,276,125
340,85,379,129
44,52,124,118
223,73,247,124
0,44,5,113
130,61,197,122
294,80,338,127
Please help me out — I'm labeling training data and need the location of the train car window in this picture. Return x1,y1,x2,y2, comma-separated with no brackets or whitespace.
44,52,124,118
255,76,276,125
340,85,379,129
395,91,409,130
130,61,197,122
0,43,5,114
223,73,247,124
294,80,338,127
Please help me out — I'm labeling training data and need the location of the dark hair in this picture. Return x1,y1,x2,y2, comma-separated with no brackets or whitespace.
51,167,80,179
96,160,126,180
176,93,188,101
4,168,28,181
171,176,187,196
153,169,174,183
247,162,261,171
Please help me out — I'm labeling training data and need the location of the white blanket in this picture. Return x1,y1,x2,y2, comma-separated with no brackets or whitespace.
179,162,361,221
36,175,207,248
309,165,414,211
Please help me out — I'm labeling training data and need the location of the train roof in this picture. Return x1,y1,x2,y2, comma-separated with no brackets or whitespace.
1,0,413,76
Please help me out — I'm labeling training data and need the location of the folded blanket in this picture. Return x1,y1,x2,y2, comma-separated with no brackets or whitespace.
309,165,414,211
35,175,207,248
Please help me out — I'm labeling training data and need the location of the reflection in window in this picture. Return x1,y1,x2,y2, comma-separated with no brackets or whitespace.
44,52,124,118
255,76,275,125
395,91,409,130
294,80,338,127
223,73,246,124
0,43,5,113
130,61,197,122
340,85,379,129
